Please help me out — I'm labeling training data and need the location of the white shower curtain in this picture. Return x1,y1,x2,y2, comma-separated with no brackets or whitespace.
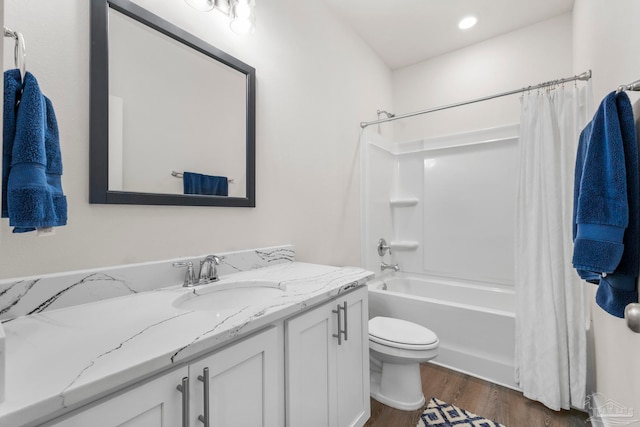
514,83,592,410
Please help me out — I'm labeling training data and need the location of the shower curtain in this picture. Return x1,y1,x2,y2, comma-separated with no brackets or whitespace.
514,82,592,410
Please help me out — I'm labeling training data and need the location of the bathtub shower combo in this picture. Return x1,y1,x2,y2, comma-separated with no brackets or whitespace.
361,124,521,392
360,71,596,407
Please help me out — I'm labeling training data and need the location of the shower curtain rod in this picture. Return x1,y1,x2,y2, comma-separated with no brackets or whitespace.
360,70,593,129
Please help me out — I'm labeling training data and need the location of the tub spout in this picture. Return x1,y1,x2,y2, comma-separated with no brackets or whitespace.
380,262,399,272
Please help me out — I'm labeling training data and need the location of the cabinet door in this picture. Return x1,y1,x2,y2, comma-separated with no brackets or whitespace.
286,287,370,427
336,287,370,427
189,327,279,427
286,301,337,427
50,366,188,427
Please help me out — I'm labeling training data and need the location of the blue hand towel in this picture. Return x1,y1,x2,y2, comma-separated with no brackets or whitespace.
183,172,228,196
2,70,67,233
2,69,22,219
573,91,639,317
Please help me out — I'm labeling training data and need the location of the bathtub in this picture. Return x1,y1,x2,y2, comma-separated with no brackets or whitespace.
367,273,518,390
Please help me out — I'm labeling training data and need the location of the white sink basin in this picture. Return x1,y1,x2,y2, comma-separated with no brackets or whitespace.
172,280,286,313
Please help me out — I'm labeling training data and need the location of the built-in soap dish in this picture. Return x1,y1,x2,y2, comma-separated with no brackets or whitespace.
389,198,418,208
389,241,419,251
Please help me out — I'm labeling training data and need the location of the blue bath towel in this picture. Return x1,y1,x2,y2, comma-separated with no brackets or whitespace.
2,70,67,233
573,91,639,317
183,172,228,196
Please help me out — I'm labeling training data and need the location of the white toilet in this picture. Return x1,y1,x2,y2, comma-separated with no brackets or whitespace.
368,316,439,411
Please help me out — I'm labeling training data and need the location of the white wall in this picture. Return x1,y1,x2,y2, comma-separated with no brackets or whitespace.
391,13,574,142
0,0,393,279
573,0,640,420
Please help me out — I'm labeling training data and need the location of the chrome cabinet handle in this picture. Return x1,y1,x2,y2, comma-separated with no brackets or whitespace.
342,301,348,342
176,376,190,427
332,304,343,345
332,302,348,345
197,367,210,426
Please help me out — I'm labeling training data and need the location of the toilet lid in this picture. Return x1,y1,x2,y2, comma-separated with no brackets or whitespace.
369,316,438,348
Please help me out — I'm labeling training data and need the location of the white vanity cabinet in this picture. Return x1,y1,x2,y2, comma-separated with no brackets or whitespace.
285,286,370,427
41,286,370,427
49,327,281,427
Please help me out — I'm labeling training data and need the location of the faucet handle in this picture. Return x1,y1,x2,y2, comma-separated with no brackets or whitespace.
377,238,392,256
173,261,197,287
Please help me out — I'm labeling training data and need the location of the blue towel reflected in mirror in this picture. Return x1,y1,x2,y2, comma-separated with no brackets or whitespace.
183,172,228,196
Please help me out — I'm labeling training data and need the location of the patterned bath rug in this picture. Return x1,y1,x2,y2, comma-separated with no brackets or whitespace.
417,397,506,427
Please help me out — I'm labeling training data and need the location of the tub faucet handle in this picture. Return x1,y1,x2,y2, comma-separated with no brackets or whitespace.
378,238,392,256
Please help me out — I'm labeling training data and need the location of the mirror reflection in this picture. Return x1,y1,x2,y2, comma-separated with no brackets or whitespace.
108,8,246,198
90,0,256,207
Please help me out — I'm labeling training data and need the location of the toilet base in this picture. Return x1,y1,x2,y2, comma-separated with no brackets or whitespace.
370,358,425,411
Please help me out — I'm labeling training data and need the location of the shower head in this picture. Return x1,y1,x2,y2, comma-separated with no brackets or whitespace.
377,109,395,118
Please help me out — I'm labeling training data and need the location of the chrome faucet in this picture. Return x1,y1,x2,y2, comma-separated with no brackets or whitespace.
199,255,221,284
172,255,221,287
380,262,399,272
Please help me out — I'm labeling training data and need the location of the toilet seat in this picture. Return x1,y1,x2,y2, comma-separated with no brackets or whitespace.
369,317,438,350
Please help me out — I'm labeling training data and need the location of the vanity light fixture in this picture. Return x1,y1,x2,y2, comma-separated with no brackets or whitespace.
230,0,256,35
458,16,477,30
185,0,255,35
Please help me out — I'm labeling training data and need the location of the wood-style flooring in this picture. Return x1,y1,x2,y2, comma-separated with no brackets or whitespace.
364,363,590,427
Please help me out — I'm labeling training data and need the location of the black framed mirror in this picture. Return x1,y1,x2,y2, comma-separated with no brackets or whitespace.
90,0,256,207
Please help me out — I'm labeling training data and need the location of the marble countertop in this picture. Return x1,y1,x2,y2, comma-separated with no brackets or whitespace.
0,262,373,427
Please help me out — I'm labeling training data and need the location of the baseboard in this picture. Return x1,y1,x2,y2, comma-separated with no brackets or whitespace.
430,345,519,391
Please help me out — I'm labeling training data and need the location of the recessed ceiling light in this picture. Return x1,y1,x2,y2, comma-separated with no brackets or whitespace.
458,16,477,30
